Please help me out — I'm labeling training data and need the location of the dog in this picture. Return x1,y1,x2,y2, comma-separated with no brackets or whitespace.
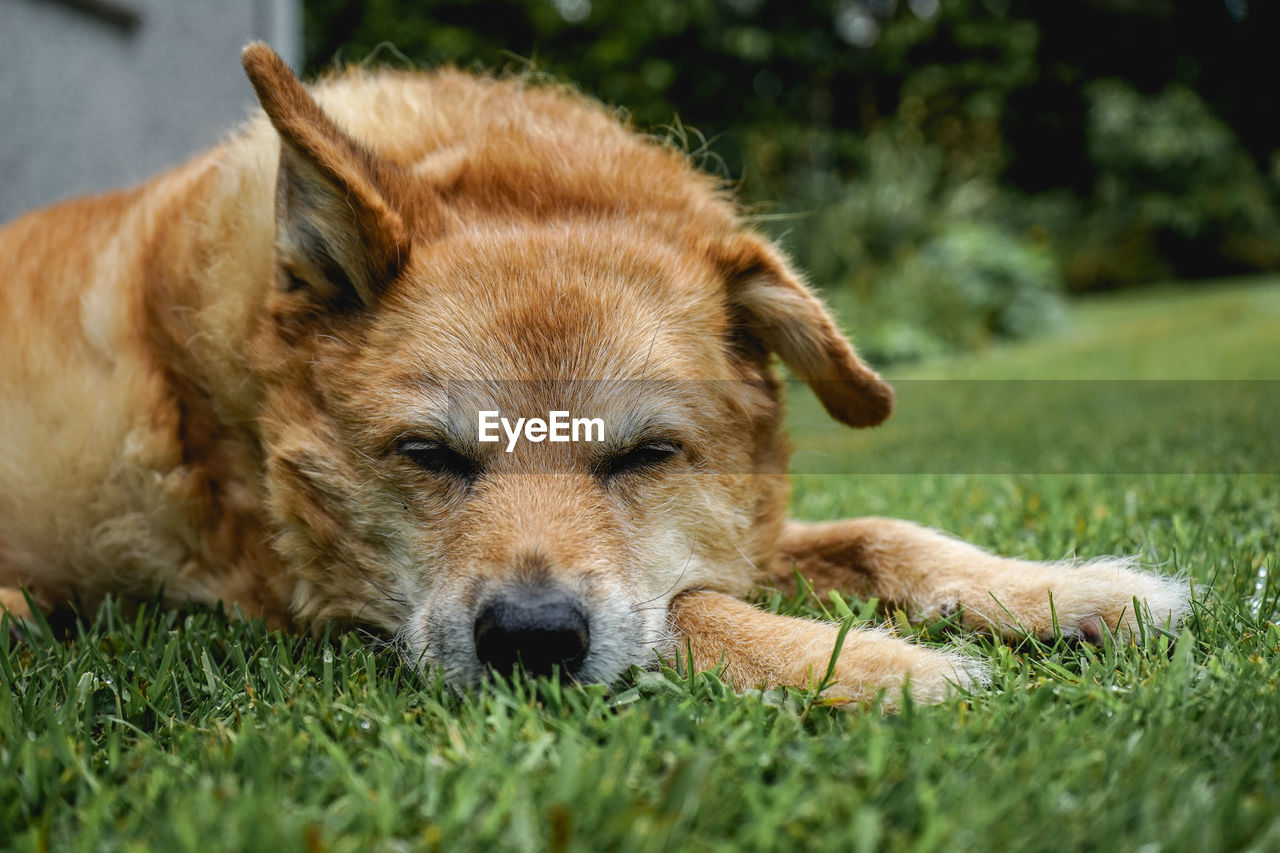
0,45,1188,706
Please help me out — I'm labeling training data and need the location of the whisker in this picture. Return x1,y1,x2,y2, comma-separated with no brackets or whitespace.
640,319,666,377
363,574,410,606
354,627,390,646
630,543,697,613
629,604,675,614
732,541,761,576
352,596,401,625
351,574,411,626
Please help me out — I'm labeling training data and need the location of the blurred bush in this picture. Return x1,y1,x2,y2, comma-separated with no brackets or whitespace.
869,223,1064,361
1066,80,1280,289
305,0,1280,361
771,125,1064,362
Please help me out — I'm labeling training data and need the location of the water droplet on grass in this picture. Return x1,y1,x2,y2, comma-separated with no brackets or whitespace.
1248,564,1269,618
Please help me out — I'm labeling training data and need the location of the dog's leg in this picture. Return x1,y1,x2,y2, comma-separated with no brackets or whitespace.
772,518,1189,643
669,590,988,707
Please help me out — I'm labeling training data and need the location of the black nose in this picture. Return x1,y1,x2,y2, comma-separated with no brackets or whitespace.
473,586,590,678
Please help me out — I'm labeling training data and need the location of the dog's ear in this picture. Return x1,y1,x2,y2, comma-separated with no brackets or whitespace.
717,234,894,428
241,43,409,310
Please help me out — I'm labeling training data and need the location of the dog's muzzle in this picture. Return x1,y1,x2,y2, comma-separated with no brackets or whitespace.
473,584,590,678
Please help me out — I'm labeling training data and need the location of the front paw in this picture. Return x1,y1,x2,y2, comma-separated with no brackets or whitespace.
897,644,991,705
820,628,991,708
969,557,1190,645
1043,558,1190,643
926,557,1190,646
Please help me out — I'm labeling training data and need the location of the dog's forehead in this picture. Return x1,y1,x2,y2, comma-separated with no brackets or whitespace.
373,224,734,382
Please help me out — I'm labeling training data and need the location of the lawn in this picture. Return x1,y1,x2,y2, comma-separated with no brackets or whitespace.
3,278,1278,852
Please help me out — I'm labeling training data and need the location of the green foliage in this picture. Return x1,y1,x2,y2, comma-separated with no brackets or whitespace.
779,124,1063,363
855,222,1062,361
1063,81,1280,289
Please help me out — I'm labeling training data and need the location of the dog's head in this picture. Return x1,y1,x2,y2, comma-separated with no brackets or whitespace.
240,45,891,686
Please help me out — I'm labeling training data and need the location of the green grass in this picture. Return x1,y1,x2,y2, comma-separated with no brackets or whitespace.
4,278,1279,851
830,274,1280,380
792,276,1280,478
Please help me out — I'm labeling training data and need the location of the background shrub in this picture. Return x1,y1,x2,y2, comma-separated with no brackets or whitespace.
304,0,1279,360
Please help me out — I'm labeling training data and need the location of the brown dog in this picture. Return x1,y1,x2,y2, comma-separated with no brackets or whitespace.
0,45,1186,706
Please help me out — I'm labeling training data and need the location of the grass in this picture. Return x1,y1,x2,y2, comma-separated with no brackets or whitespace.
3,277,1279,851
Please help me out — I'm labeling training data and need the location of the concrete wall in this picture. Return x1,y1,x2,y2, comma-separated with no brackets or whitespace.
0,0,300,222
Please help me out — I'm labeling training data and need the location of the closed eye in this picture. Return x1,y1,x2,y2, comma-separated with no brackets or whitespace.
596,440,682,480
396,438,479,481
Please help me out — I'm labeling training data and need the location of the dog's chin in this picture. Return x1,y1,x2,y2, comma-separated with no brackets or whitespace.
397,589,673,691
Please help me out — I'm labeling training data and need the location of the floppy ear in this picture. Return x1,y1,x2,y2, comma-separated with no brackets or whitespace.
241,43,409,310
717,234,894,428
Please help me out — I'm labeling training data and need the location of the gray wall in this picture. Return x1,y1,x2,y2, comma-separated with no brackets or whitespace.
0,0,300,222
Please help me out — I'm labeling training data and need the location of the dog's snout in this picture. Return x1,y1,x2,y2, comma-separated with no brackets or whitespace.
473,586,590,678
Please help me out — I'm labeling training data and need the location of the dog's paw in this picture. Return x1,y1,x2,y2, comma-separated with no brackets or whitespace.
819,629,990,708
967,557,1189,645
925,556,1191,647
1041,557,1190,643
899,644,991,705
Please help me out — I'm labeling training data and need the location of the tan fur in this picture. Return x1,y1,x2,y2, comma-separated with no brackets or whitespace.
0,46,1187,702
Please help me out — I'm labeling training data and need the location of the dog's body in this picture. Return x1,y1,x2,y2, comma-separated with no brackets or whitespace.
0,47,1187,705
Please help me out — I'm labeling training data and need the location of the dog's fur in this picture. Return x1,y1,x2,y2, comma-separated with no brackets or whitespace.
0,46,1188,706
